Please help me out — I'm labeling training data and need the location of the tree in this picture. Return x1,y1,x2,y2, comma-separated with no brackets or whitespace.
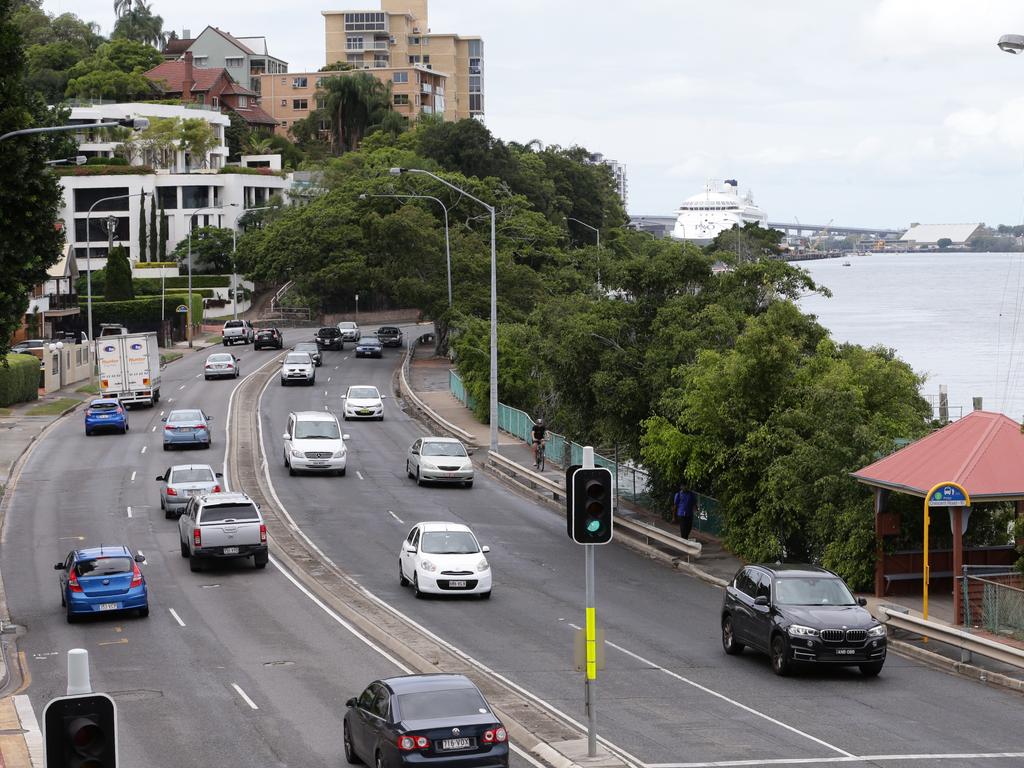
148,196,157,263
169,226,234,274
223,111,250,161
104,245,134,299
937,237,953,250
111,1,166,48
178,117,216,169
138,195,147,262
318,71,391,153
158,205,167,261
0,0,66,359
64,39,162,101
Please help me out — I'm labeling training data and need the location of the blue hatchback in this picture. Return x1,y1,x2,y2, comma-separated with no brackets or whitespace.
84,398,129,435
55,546,149,622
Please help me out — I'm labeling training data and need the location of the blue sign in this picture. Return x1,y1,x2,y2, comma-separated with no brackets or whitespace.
928,484,969,507
175,304,189,313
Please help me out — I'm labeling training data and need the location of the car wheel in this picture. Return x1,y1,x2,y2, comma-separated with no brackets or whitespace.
288,462,296,477
180,538,189,558
343,721,360,765
338,467,346,477
85,429,92,436
859,661,884,677
413,573,425,599
375,751,384,768
479,590,491,600
770,634,791,676
464,480,473,489
722,615,744,655
281,380,288,387
163,444,170,451
222,341,228,346
138,606,149,618
66,606,77,624
189,556,202,572
164,506,174,520
406,461,413,479
235,369,239,378
416,469,423,486
399,560,409,587
203,441,211,450
254,553,268,569
204,376,211,381
378,415,384,422
124,422,129,432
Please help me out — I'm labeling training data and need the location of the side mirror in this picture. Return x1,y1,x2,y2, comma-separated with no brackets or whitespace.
404,545,416,554
282,433,290,440
857,597,867,607
216,472,223,478
161,417,167,423
340,395,347,399
754,595,770,607
342,434,350,441
345,697,357,708
54,563,64,570
134,552,146,563
155,475,164,481
481,545,490,553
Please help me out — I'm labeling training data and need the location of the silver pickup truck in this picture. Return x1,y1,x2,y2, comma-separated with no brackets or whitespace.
178,492,268,571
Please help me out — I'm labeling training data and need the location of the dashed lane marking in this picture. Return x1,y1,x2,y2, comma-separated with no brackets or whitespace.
388,510,403,524
130,471,136,482
126,506,132,518
652,754,1024,767
178,384,186,390
140,446,147,454
169,608,186,627
356,471,364,480
231,683,259,710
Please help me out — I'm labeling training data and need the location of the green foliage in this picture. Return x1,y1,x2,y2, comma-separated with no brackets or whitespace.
1015,517,1024,575
0,354,40,407
168,227,235,274
318,71,392,153
705,222,784,261
56,164,154,176
219,166,286,177
320,61,356,72
158,205,167,260
104,245,134,299
937,237,953,250
86,155,128,165
179,118,216,168
80,293,202,327
224,111,250,161
138,193,147,262
111,2,165,48
15,5,103,101
64,39,161,101
148,193,157,262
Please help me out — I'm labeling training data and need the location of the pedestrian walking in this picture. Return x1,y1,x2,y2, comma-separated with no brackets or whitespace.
672,482,697,540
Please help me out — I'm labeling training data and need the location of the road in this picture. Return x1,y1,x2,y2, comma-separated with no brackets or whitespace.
3,325,1023,767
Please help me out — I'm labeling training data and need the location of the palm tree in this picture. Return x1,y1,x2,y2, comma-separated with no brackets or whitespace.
112,2,167,48
244,136,274,155
113,0,133,18
318,72,391,154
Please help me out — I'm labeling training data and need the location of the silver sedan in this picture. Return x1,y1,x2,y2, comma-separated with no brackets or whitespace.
204,352,239,380
406,436,475,488
156,464,223,518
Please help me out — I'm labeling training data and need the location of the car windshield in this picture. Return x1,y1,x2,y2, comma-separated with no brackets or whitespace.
90,400,119,411
339,323,356,330
319,328,340,336
348,387,379,399
379,327,398,334
295,343,317,352
397,689,488,720
420,531,479,555
358,337,379,344
258,329,275,335
285,354,311,365
208,354,233,363
224,321,243,328
76,556,132,577
774,577,857,606
294,421,341,440
168,410,204,424
170,467,215,484
422,442,467,457
200,503,259,522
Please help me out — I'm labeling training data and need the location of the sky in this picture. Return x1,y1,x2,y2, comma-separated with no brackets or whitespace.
41,0,1024,229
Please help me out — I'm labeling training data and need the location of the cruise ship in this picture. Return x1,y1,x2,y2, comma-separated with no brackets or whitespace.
672,179,768,244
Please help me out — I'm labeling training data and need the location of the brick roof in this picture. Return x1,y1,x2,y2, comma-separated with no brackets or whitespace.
231,103,278,126
852,410,1024,501
162,37,193,56
144,61,256,97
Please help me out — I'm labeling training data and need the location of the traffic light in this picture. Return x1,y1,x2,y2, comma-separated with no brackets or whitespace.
44,693,117,768
570,467,614,544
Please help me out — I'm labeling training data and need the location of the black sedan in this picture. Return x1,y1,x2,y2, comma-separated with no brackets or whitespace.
721,563,886,676
343,674,509,768
354,336,383,358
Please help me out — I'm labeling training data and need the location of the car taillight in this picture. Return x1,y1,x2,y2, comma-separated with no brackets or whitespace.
116,407,124,415
259,524,267,543
397,735,429,751
193,528,201,547
482,727,507,744
211,485,221,493
164,425,175,431
67,572,83,593
166,487,177,496
205,364,212,368
194,424,207,430
130,562,143,588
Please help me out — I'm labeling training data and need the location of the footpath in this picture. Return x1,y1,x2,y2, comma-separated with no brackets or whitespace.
406,349,1024,693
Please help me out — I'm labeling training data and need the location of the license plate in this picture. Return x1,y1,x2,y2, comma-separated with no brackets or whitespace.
99,415,109,419
441,738,471,750
310,461,327,466
359,410,371,415
178,427,193,433
448,580,467,588
223,546,239,555
98,603,119,611
835,649,855,655
446,472,457,478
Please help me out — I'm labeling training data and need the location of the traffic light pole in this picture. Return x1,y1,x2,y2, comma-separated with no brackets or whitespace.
582,446,597,758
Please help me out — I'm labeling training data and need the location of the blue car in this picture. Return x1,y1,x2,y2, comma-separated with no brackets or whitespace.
162,408,213,450
354,336,383,358
84,398,129,435
55,546,149,622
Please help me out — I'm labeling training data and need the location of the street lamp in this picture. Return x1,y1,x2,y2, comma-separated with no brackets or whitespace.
360,193,452,307
390,167,498,452
187,203,239,347
998,34,1024,54
567,216,602,286
45,156,87,166
1,116,149,143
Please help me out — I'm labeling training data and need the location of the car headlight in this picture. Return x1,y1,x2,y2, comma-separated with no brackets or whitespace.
420,560,436,572
476,558,489,572
420,461,437,470
867,624,886,638
787,624,819,638
332,449,346,459
291,449,304,458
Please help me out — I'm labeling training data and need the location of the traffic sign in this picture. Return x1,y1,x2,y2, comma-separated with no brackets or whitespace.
927,484,969,507
175,304,188,313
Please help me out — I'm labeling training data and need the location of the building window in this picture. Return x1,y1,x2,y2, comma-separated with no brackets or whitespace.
373,54,389,68
181,186,211,209
74,187,130,212
315,77,324,87
319,119,330,131
280,120,288,127
237,95,247,107
292,77,307,88
211,97,219,107
195,93,205,104
392,71,408,83
293,99,308,110
347,36,364,50
344,11,385,31
225,56,243,67
468,39,483,57
194,56,208,65
347,53,363,64
156,186,177,210
315,96,326,109
74,216,128,242
408,55,420,65
408,36,420,45
393,94,409,106
281,77,286,84
469,57,482,75
469,75,481,94
469,94,482,113
281,99,287,106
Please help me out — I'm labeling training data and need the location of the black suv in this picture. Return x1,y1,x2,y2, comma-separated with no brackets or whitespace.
254,327,283,350
721,564,886,677
375,325,403,347
315,326,344,350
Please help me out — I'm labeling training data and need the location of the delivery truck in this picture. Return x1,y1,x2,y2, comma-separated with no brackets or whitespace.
96,332,161,406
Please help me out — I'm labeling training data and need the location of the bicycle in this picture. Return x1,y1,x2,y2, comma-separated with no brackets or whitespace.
534,439,546,472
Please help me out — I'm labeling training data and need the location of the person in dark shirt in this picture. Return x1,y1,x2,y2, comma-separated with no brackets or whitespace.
531,418,547,468
672,482,697,540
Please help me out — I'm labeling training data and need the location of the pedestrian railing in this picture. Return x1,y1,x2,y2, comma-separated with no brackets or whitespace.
879,606,1024,671
963,573,1024,642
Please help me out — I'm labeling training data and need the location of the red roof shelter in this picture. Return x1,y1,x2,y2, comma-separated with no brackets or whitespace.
852,410,1023,622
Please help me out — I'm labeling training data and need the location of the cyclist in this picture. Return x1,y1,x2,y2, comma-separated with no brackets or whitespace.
531,418,547,468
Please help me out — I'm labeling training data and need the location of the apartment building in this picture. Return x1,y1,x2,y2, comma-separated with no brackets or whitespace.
162,26,288,95
588,153,628,209
322,0,483,121
259,65,447,136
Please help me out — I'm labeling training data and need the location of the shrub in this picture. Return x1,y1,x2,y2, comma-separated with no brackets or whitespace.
105,246,134,300
0,354,40,407
86,156,128,166
55,165,155,176
79,294,204,327
134,262,178,269
219,166,286,177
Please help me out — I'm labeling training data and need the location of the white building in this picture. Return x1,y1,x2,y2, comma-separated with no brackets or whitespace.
587,153,628,209
61,103,292,271
898,223,981,247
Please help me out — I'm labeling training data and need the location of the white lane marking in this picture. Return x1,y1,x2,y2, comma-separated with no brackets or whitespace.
231,683,259,710
178,384,186,390
160,410,165,416
250,372,643,768
168,398,175,402
151,425,156,432
14,694,43,767
169,608,186,627
195,373,203,379
334,366,339,370
355,471,364,480
324,390,328,396
564,622,852,758
140,446,147,454
327,377,331,382
388,510,403,524
130,471,136,482
126,506,132,518
652,755,1024,768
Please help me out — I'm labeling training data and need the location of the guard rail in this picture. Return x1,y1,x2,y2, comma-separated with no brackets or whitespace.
878,606,1024,671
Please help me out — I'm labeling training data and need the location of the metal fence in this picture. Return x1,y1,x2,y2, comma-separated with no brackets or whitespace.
448,370,726,535
963,574,1024,642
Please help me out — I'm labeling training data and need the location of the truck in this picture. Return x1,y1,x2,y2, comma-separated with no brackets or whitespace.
96,332,161,406
177,492,268,571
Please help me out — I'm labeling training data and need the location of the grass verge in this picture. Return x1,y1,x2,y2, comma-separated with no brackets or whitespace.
25,398,81,417
160,351,183,365
75,383,100,394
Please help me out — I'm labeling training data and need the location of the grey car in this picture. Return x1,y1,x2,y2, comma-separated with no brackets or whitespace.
293,342,322,367
156,464,223,518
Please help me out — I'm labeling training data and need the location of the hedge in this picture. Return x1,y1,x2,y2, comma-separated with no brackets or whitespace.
0,354,40,407
86,156,128,166
219,166,286,177
55,165,155,177
134,262,177,269
77,273,231,295
79,294,204,328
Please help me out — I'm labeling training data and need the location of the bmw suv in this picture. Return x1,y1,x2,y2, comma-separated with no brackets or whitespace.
721,564,886,677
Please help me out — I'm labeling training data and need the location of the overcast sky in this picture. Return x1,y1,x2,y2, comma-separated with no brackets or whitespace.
42,0,1024,228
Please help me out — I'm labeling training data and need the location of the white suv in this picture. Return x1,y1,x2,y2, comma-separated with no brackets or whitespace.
282,411,350,476
337,321,360,343
223,319,255,346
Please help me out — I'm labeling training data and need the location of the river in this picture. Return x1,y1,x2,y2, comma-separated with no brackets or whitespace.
794,251,1024,421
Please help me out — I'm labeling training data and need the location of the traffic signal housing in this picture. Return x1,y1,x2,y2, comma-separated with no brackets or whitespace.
44,692,117,768
570,467,614,544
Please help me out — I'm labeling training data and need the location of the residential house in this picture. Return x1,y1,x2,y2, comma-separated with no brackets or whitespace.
19,242,82,342
162,26,288,96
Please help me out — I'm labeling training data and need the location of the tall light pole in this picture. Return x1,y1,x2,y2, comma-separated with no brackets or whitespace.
0,116,149,143
391,167,498,452
186,203,238,347
360,193,452,307
567,216,602,286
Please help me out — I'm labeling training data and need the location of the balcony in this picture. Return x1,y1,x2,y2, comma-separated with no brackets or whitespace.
421,83,433,94
346,40,391,52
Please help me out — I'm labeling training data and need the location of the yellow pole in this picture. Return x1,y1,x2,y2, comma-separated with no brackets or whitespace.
922,482,971,630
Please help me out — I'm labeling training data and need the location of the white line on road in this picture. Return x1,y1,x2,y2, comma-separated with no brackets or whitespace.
168,608,186,627
178,384,186,390
14,694,43,767
231,683,259,710
334,366,339,370
195,373,202,379
160,410,165,416
356,470,364,480
126,506,132,518
651,754,1024,767
130,471,136,482
388,510,403,524
168,398,174,402
140,446,147,454
327,376,331,382
324,390,328,396
151,425,156,432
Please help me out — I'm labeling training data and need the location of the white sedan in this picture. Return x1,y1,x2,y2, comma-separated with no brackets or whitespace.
406,437,474,487
342,385,384,421
399,522,491,599
204,352,239,379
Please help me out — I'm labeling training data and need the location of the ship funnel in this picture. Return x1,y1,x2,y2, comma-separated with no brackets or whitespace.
724,179,738,187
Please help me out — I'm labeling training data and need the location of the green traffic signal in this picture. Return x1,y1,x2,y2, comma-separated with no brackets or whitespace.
570,467,614,544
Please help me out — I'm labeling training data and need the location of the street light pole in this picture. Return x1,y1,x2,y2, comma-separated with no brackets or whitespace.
390,168,498,452
0,117,150,143
567,216,602,286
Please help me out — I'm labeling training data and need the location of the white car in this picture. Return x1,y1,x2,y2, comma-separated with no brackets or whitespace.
280,352,315,386
282,411,349,476
337,321,360,343
203,352,239,380
406,436,474,488
399,521,491,599
343,385,384,421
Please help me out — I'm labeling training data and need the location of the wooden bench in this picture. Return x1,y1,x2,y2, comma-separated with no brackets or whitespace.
884,570,953,594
